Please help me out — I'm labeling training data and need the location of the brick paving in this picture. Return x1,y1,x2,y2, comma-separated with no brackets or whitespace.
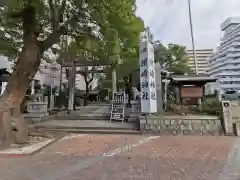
0,135,238,180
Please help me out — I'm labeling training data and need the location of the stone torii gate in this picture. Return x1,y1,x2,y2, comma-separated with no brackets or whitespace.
60,58,119,111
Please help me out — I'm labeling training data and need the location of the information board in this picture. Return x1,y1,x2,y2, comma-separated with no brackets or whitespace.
110,92,125,122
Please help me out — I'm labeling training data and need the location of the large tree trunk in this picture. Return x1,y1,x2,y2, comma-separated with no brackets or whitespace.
0,5,41,148
83,69,94,106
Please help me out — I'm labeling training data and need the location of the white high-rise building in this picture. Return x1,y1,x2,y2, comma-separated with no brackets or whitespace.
207,17,240,93
187,49,213,74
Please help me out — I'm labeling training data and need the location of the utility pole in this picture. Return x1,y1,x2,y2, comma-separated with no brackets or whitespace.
187,0,198,74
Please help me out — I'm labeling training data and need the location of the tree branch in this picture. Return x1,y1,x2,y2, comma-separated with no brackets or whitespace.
48,0,58,30
87,66,95,84
58,0,67,23
10,11,24,19
87,73,94,84
40,11,87,53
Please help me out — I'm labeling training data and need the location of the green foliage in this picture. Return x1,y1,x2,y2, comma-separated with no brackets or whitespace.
199,97,222,116
154,42,192,75
0,0,140,60
99,89,109,100
170,61,192,75
102,0,144,77
116,58,138,80
104,29,120,56
117,80,125,90
104,17,144,81
102,80,112,89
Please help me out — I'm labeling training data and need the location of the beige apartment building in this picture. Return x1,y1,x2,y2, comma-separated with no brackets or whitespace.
187,49,213,74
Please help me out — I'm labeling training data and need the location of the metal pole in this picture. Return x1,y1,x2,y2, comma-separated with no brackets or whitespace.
187,0,198,74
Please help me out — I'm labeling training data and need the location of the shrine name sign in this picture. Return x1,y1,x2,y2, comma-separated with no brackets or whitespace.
180,86,203,98
139,30,157,113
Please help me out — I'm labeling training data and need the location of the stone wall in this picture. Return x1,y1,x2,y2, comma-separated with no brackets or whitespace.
139,116,223,135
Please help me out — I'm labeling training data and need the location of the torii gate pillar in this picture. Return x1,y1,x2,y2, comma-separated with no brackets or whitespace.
68,61,76,111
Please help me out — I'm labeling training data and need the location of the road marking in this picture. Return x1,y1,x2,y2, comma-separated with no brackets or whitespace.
59,134,86,141
103,136,160,157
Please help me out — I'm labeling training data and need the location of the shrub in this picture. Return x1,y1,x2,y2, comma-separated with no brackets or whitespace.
199,97,222,116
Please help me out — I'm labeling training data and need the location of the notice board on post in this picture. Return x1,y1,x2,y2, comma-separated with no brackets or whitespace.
110,92,126,122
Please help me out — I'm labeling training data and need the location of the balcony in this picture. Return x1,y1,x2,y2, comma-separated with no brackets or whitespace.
216,71,240,76
212,39,240,58
209,56,240,70
213,47,240,60
221,80,240,85
220,83,240,89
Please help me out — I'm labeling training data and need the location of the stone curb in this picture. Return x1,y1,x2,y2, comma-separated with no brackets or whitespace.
0,138,56,157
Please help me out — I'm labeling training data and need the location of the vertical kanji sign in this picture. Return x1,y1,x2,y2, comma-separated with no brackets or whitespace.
139,31,157,113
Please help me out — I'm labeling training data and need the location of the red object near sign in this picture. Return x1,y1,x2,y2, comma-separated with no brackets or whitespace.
180,86,203,98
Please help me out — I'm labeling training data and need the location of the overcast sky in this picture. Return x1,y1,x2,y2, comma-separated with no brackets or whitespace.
136,0,240,49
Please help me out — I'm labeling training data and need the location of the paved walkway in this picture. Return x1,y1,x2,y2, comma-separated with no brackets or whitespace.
0,135,239,180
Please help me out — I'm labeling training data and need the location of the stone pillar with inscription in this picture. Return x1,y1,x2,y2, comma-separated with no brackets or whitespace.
222,101,234,135
139,30,157,114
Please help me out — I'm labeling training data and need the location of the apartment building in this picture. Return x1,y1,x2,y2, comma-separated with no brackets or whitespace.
207,17,240,93
187,49,213,74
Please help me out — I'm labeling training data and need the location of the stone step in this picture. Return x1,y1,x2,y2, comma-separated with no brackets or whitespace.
86,103,112,106
49,115,110,120
50,115,138,121
37,128,141,135
225,133,236,136
35,123,138,131
127,117,139,123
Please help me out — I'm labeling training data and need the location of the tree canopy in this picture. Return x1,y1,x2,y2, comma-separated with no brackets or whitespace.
0,0,142,59
154,41,192,75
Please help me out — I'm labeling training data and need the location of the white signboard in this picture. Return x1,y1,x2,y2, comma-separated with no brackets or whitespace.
139,31,157,113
